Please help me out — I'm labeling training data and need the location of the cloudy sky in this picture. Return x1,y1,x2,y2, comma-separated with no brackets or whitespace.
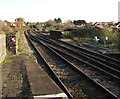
0,0,119,22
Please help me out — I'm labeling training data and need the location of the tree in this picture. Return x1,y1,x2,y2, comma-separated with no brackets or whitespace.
118,30,120,50
64,20,73,29
73,20,86,25
54,18,62,23
46,19,55,27
15,17,24,22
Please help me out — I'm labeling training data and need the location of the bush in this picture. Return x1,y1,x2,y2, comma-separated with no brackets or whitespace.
69,27,119,49
70,27,103,38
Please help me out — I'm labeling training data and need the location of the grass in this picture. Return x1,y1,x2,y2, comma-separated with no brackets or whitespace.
27,55,33,59
1,59,13,65
17,26,28,53
69,36,120,52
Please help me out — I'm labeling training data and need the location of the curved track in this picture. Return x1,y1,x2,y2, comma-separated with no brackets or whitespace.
31,31,120,78
25,30,120,98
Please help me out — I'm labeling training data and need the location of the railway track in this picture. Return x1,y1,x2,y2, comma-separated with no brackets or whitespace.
25,30,120,99
34,31,120,66
30,32,120,78
25,31,73,99
46,34,120,65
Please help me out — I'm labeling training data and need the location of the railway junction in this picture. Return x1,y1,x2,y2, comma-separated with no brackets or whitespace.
1,29,120,99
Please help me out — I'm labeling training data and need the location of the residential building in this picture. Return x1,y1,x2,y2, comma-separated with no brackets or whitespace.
0,20,3,32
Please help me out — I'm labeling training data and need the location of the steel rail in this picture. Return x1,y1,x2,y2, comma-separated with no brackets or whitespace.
25,31,73,99
36,32,120,65
29,33,120,78
27,31,119,99
49,44,120,79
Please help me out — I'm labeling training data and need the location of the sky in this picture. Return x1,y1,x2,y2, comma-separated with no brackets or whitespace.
0,0,119,22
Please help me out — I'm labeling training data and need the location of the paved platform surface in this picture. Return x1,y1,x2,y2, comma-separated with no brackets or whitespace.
24,54,67,98
1,53,67,98
1,32,68,98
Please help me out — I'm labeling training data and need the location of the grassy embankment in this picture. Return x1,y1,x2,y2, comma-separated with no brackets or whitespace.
62,27,120,52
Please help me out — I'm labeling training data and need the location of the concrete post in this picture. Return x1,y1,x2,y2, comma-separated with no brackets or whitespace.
0,33,6,64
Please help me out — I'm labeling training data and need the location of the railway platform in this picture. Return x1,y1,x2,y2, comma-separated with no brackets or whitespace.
25,54,68,99
1,53,67,99
1,31,68,98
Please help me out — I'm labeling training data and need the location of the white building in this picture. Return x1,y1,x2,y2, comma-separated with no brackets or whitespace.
117,24,120,29
118,1,120,22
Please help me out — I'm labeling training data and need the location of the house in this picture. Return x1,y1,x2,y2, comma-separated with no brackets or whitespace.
4,20,11,26
116,22,120,29
0,20,3,32
11,21,23,27
117,25,120,29
2,20,12,32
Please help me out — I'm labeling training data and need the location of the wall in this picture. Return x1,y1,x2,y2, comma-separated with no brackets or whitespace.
0,20,3,31
0,33,6,64
118,1,120,51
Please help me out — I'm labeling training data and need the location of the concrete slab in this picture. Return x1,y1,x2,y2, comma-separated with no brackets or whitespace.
24,58,68,98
